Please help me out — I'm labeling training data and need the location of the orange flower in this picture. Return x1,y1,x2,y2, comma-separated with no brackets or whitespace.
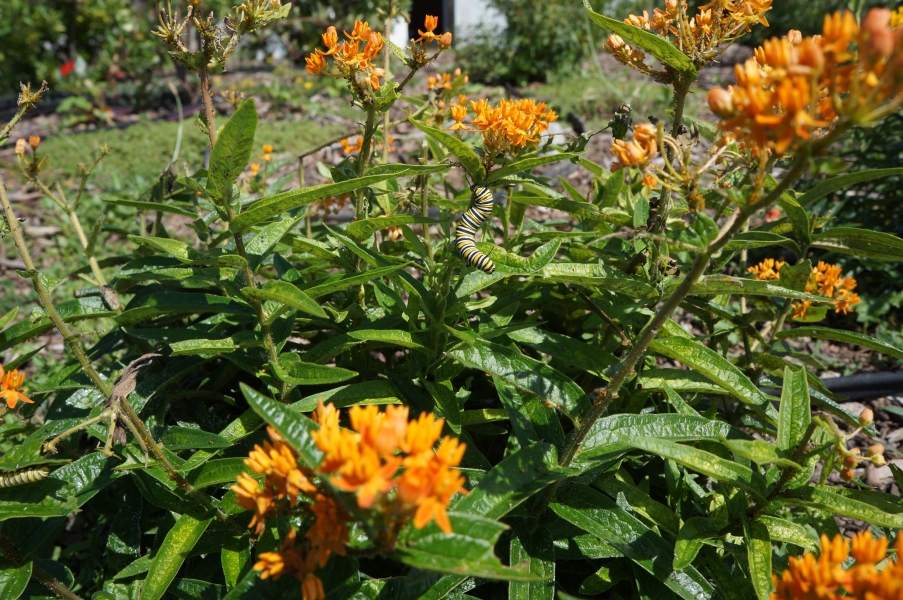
340,137,364,154
305,52,327,75
28,135,40,149
427,73,452,91
305,494,350,567
449,104,468,131
231,472,273,535
747,258,785,281
249,163,261,178
415,15,439,43
0,367,33,409
772,531,903,600
466,98,558,157
610,123,658,172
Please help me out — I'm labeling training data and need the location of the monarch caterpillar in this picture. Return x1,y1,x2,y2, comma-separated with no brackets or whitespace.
0,466,50,488
454,186,496,274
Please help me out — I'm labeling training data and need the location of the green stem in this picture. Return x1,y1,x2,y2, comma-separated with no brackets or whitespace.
355,108,378,220
0,174,112,397
418,141,433,272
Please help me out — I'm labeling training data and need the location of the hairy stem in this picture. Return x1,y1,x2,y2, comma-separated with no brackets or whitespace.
355,108,379,220
32,564,85,600
201,69,218,147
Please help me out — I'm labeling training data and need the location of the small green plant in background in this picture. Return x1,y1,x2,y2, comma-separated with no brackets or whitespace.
2,2,903,600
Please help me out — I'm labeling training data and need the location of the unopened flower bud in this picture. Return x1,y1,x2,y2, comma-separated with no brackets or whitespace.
787,30,802,45
707,87,735,117
866,443,885,457
861,8,894,59
840,468,856,482
15,138,26,155
438,32,453,49
871,454,887,467
859,408,874,427
28,135,40,149
606,34,626,51
842,449,860,468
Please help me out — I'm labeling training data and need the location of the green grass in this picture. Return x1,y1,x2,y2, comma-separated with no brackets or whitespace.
39,115,348,194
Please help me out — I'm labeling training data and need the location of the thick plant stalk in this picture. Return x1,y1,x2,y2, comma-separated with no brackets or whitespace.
32,564,86,600
529,131,843,525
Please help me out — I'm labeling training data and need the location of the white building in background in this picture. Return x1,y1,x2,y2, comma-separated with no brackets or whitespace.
389,0,506,49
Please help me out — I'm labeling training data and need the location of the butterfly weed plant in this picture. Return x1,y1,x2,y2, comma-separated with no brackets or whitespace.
2,1,903,599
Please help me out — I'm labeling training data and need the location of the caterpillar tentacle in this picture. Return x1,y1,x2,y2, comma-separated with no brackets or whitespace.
0,466,50,488
455,186,496,274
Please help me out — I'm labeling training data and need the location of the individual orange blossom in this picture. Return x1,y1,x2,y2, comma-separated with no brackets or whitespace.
415,14,440,44
249,163,261,178
340,137,364,154
28,135,40,149
304,52,327,75
0,366,34,410
610,123,658,172
261,144,273,161
450,104,468,131
231,472,274,535
747,258,785,281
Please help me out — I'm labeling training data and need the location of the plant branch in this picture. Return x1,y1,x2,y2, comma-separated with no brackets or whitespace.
32,563,85,600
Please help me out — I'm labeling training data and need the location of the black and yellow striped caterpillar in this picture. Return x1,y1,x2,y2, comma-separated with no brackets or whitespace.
0,466,50,488
454,186,496,274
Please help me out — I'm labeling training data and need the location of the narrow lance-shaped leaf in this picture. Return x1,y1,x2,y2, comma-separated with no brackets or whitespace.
777,366,810,452
774,327,903,361
743,518,773,600
583,0,698,80
409,119,486,182
207,99,258,202
140,513,213,600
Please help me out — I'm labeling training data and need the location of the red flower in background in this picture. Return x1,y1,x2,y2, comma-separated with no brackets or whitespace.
60,60,75,77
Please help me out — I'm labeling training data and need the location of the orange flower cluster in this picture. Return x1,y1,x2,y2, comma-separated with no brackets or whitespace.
773,531,903,600
261,144,273,161
748,259,860,318
312,401,468,534
606,0,772,73
311,193,351,218
339,135,394,155
610,123,659,174
231,427,349,600
0,364,33,410
427,73,453,91
708,9,903,155
747,257,785,280
305,21,386,97
414,15,452,50
449,98,558,157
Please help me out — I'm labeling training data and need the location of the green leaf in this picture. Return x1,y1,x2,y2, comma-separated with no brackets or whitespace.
490,154,582,182
424,380,462,434
221,569,294,600
624,437,765,499
453,443,566,519
116,293,253,326
347,329,424,349
776,486,903,528
743,518,773,600
579,414,748,462
300,265,406,299
595,475,681,536
778,194,810,247
346,215,440,241
673,517,716,570
292,380,401,413
189,458,252,489
550,484,714,600
170,338,238,356
774,326,903,361
757,516,818,553
541,263,657,298
161,427,233,451
240,383,323,468
0,298,115,352
449,339,591,424
221,537,252,590
129,235,248,268
0,306,18,331
777,366,810,452
271,353,358,386
508,196,602,221
171,579,226,599
140,513,213,600
525,240,561,272
409,119,486,182
509,529,556,600
686,276,827,302
399,513,541,581
366,163,450,177
103,198,197,217
719,438,800,469
648,337,777,421
583,0,697,80
242,280,327,319
231,173,400,232
797,168,903,206
810,227,903,261
493,376,565,452
0,559,31,600
779,260,813,293
245,213,303,271
207,99,257,202
725,232,801,255
507,327,614,376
